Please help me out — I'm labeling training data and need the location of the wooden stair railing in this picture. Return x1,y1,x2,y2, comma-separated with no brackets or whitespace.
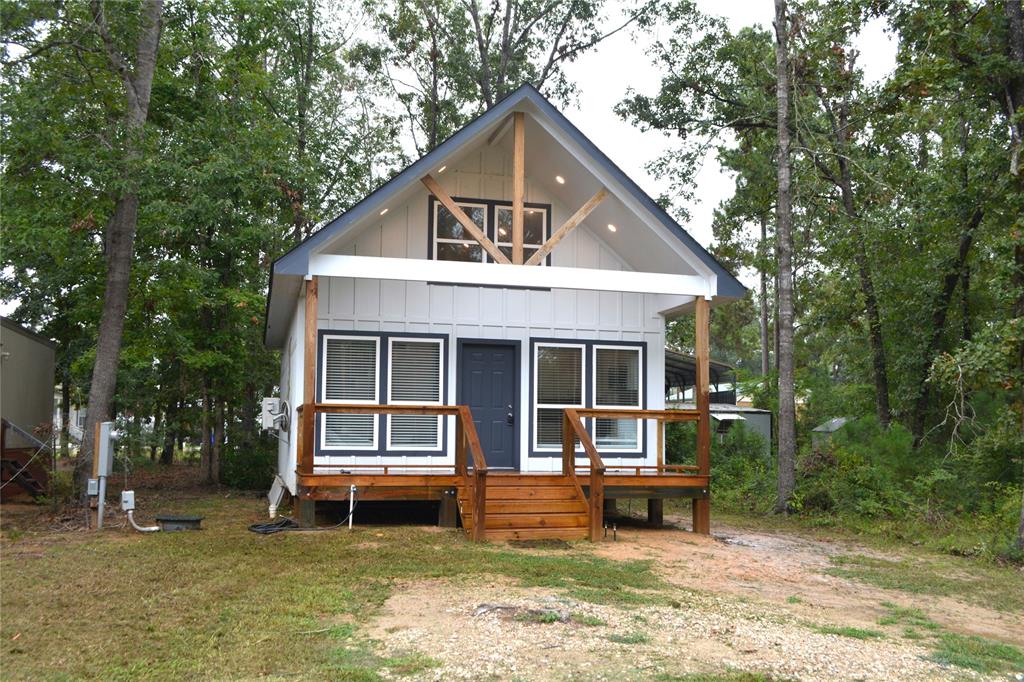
564,408,711,536
296,403,489,541
562,409,605,541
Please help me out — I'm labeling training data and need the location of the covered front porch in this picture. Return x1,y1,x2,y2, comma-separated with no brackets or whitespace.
290,276,715,542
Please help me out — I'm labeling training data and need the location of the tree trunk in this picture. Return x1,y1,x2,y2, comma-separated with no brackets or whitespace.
1004,0,1024,175
211,399,224,486
150,410,161,461
1014,242,1024,552
77,0,164,496
200,388,212,482
160,400,177,465
60,377,70,458
760,214,771,376
774,0,797,514
909,209,983,445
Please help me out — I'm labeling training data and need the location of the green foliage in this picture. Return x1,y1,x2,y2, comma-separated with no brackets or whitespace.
811,625,885,640
668,422,773,513
928,632,1024,674
219,438,277,490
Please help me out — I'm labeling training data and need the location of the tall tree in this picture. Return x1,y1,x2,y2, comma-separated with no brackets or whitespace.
368,0,655,153
78,0,164,487
773,0,796,512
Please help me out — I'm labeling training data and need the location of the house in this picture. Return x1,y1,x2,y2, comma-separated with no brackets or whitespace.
263,84,745,540
1,317,55,499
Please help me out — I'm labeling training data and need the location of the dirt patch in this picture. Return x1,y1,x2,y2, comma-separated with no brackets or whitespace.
592,514,1024,647
368,578,994,681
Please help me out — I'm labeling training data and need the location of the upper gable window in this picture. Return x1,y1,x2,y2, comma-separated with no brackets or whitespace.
495,206,546,263
429,197,551,264
434,201,488,262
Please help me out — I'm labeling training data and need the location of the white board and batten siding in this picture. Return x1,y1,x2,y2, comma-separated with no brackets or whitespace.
279,149,682,486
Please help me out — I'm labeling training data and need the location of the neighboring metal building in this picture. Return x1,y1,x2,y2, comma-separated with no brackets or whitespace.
666,401,773,458
664,349,773,458
1,317,56,447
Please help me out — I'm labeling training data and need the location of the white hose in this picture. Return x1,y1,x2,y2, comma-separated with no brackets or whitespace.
127,510,161,533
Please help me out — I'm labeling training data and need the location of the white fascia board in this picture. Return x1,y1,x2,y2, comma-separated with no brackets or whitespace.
526,108,714,280
308,254,714,298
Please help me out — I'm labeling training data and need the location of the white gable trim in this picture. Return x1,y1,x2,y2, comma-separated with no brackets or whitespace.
308,254,714,298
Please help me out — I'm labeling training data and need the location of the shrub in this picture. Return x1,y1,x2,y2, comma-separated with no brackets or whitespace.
220,437,276,490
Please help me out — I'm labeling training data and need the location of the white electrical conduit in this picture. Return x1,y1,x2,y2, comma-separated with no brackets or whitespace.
127,510,161,533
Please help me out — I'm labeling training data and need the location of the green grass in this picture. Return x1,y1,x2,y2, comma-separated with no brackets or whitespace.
785,595,802,604
876,602,941,630
607,631,651,645
824,554,1024,612
812,625,886,640
513,610,564,624
572,613,607,627
0,493,669,681
928,632,1024,674
870,602,1024,674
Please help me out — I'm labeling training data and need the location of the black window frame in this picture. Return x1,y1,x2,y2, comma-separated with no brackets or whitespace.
427,195,553,266
528,337,648,459
315,329,449,458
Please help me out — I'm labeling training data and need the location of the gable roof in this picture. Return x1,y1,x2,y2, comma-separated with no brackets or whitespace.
272,84,744,290
265,84,746,346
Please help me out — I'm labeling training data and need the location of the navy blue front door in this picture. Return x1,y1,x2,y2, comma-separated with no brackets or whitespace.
460,343,518,469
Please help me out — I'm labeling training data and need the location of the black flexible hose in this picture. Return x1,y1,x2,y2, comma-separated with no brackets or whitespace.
248,490,359,534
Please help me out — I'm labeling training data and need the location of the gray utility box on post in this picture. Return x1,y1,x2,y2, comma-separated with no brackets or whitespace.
96,421,115,476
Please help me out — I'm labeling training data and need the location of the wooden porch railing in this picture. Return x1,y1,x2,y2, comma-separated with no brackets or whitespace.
295,403,489,541
562,408,710,538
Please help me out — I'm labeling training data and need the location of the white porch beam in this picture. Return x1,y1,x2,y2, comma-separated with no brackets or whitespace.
307,254,715,298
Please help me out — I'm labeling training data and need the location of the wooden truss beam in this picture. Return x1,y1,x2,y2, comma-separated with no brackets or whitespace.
421,174,510,264
512,112,525,264
525,188,608,266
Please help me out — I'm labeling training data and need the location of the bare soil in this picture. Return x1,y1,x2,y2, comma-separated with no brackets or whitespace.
367,514,1024,681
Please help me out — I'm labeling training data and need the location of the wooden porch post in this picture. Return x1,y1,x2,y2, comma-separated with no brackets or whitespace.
512,111,525,264
297,276,318,525
693,296,712,535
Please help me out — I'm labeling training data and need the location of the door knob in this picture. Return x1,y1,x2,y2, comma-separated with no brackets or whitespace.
506,404,514,424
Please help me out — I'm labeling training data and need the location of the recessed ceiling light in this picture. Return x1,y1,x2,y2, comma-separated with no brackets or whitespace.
498,228,507,236
379,208,389,216
555,175,565,184
438,165,447,173
607,224,617,232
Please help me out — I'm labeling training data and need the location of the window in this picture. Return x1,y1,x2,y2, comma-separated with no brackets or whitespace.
593,346,643,451
533,344,584,450
434,201,487,262
495,206,546,263
387,338,444,450
430,197,551,264
321,336,379,449
531,340,645,455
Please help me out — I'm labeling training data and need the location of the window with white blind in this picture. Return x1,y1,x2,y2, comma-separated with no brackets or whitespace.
321,336,380,449
387,338,444,450
593,346,643,451
533,344,585,450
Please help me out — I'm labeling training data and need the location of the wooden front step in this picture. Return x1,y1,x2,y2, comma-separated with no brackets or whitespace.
456,474,591,541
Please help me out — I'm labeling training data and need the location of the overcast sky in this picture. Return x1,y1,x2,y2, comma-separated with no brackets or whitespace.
561,1,897,287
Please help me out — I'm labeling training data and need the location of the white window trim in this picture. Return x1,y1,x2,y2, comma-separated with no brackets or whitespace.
533,342,586,452
386,337,444,451
591,344,644,454
494,205,547,264
320,334,380,451
432,200,489,263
